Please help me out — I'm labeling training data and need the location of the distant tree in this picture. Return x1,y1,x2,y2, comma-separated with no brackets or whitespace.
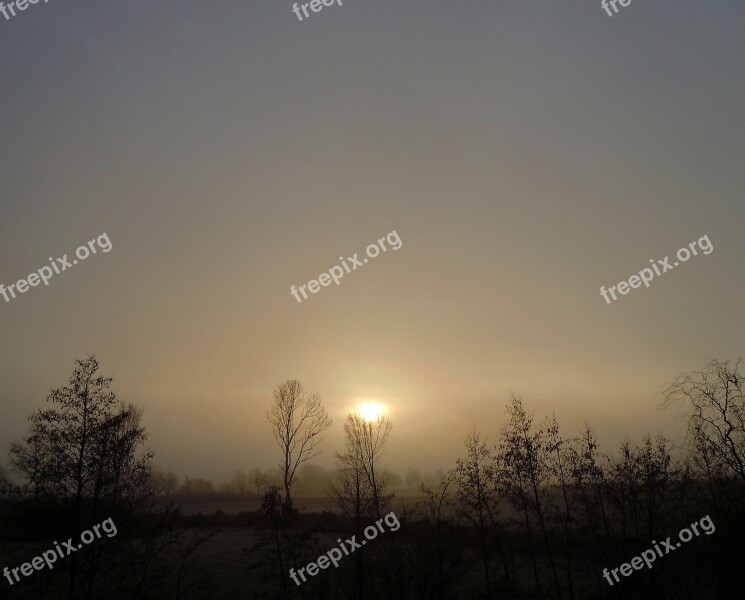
266,380,332,512
248,467,269,496
150,467,180,496
405,467,422,489
180,477,214,495
296,463,331,496
387,470,403,491
265,467,284,488
229,470,250,495
422,470,445,489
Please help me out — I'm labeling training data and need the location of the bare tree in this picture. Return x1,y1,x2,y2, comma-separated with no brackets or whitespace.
664,358,745,482
544,415,575,600
497,396,561,600
414,472,469,599
330,410,391,600
344,408,393,518
567,426,613,593
266,380,332,512
332,432,371,532
453,430,501,599
333,409,393,521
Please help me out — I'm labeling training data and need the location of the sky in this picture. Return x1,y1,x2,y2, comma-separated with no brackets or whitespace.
1,0,744,482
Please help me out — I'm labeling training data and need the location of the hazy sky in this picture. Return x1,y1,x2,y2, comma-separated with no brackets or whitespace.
1,1,744,482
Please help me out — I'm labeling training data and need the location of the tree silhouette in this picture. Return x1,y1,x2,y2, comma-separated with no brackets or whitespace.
665,358,745,482
10,357,152,512
8,355,153,600
266,379,332,512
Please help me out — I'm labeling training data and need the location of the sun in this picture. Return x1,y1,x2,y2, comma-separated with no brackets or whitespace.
354,401,386,423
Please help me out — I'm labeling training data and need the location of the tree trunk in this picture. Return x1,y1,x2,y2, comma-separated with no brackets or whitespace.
531,473,562,600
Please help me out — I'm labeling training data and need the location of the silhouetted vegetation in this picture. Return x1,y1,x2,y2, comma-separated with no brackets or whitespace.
245,362,745,599
0,357,212,600
2,359,743,599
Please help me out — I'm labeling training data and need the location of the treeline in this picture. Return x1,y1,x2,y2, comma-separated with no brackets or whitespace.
150,465,445,498
251,360,745,599
2,357,744,599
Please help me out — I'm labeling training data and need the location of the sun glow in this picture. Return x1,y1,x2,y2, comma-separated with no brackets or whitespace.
354,401,386,423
